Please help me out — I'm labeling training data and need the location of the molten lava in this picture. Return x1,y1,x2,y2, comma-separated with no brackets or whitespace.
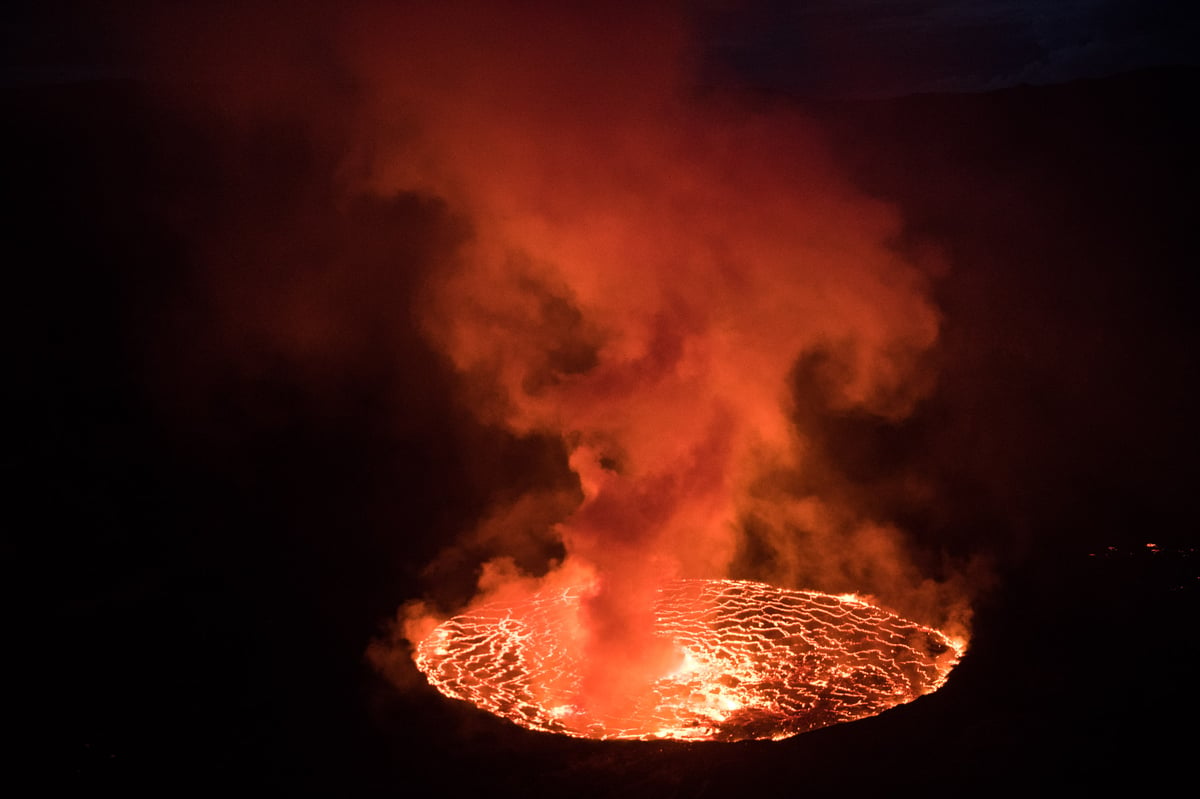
415,579,963,741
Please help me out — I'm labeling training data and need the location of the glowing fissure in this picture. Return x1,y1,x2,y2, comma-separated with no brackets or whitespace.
415,579,963,741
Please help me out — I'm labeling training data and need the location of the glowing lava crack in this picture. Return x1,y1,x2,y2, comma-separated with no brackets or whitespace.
414,579,964,741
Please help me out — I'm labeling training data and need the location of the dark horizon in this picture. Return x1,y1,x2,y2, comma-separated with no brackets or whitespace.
5,0,1200,95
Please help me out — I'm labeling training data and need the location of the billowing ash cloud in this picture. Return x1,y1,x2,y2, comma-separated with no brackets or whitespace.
134,2,974,713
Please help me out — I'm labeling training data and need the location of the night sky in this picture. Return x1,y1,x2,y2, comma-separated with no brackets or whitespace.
5,1,1199,92
9,3,1199,795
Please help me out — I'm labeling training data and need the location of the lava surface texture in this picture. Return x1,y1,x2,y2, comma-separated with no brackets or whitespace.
414,579,963,741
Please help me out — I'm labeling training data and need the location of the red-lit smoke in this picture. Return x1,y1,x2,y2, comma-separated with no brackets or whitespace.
346,3,959,711
135,2,969,713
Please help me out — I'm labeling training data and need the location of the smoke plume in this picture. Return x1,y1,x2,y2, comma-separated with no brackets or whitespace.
136,2,972,712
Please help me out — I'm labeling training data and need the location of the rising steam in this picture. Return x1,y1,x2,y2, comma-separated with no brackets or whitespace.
135,2,972,713
344,3,966,709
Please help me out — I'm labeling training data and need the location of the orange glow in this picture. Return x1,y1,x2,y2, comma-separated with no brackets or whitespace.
415,579,963,741
314,4,973,728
